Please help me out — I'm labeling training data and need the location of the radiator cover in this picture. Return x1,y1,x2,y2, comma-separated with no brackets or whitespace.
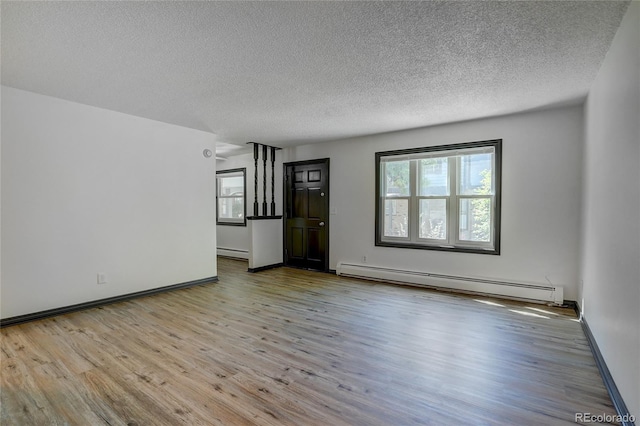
336,262,564,304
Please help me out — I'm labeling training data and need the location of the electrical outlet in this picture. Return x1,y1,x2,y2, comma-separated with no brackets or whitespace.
97,273,108,285
362,256,367,263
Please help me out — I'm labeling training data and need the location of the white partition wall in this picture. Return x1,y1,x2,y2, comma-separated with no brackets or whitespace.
248,218,284,271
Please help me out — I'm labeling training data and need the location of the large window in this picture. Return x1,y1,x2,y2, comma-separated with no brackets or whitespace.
216,168,246,226
375,139,501,254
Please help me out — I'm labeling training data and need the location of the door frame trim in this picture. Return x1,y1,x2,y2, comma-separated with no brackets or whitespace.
283,158,330,272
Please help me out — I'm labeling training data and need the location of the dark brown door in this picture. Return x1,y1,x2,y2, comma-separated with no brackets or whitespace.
284,159,329,271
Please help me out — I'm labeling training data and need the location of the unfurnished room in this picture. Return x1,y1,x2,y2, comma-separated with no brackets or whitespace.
1,1,638,425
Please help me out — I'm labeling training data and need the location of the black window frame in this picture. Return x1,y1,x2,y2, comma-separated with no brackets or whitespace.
375,139,502,255
216,168,247,227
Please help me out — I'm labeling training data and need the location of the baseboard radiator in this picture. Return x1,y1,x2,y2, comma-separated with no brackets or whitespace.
336,262,564,304
217,247,249,260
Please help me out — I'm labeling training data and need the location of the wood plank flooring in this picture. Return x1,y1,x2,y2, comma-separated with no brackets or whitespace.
1,257,618,425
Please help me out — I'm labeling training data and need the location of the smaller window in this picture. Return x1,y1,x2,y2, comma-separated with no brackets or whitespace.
216,168,246,226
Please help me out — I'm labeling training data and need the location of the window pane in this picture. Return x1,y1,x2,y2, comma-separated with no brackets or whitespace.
458,153,493,195
219,176,244,196
218,197,245,219
383,199,409,237
384,161,410,196
419,158,449,196
419,199,447,240
459,198,491,242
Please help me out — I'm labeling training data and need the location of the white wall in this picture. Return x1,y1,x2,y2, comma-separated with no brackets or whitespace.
0,88,3,317
216,151,284,257
1,86,217,319
0,90,2,314
580,1,639,419
285,105,584,300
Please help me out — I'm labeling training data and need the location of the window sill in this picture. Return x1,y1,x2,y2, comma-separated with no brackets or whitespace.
375,240,499,255
216,221,247,227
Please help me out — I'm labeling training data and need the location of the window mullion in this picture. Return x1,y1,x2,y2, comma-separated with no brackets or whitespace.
490,194,496,244
381,162,388,196
449,156,457,246
379,163,386,239
409,159,418,242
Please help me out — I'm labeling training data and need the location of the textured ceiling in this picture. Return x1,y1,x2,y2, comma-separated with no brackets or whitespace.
1,1,630,150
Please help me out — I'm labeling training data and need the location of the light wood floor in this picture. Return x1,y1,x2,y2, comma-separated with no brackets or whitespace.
1,257,618,425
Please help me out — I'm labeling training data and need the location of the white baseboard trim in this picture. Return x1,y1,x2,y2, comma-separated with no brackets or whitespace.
217,247,249,260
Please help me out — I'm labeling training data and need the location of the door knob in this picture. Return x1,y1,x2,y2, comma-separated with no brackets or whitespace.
319,222,325,227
